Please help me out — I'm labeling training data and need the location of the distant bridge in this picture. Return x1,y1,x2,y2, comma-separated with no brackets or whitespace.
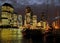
48,16,60,25
52,16,60,21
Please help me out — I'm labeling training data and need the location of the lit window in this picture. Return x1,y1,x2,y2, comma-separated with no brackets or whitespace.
2,19,10,25
6,6,10,11
2,12,8,18
8,13,12,19
10,8,14,12
13,14,17,21
2,6,6,11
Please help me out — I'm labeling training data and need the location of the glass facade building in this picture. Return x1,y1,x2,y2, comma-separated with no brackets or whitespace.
0,3,23,43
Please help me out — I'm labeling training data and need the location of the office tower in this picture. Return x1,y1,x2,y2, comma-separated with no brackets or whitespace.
39,13,48,30
18,15,23,29
32,15,37,28
0,3,13,40
0,3,14,26
0,3,18,28
25,7,32,25
37,21,48,30
12,13,18,27
24,16,27,26
0,3,18,41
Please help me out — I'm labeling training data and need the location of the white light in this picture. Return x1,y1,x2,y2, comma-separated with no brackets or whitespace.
55,16,60,19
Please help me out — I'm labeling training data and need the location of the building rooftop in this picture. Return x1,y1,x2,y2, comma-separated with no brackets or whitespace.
2,3,14,8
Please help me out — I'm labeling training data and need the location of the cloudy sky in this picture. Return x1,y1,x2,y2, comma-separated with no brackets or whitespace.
0,0,60,21
0,0,60,6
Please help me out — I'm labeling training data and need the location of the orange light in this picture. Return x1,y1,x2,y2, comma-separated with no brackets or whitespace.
55,26,59,29
46,23,50,30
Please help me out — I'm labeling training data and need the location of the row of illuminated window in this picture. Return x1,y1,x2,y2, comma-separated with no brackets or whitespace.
0,19,19,25
33,18,37,20
38,21,47,29
12,22,18,26
1,19,10,25
26,13,31,16
2,6,14,13
1,12,12,19
12,14,18,21
1,12,18,20
33,20,37,23
10,20,17,24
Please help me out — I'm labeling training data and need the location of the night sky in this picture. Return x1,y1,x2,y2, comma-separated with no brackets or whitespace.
0,0,60,6
0,0,60,21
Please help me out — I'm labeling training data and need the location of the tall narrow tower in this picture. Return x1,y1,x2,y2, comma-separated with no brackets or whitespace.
18,15,23,29
32,15,37,27
24,7,32,26
12,13,18,27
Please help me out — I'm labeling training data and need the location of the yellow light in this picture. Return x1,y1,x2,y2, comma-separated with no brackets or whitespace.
43,22,46,29
37,22,41,26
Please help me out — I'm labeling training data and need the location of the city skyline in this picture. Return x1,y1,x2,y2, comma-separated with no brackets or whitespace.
0,2,60,21
0,0,60,22
0,1,60,43
0,2,60,29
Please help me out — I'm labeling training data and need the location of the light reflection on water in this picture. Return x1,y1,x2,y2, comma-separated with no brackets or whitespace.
0,29,24,43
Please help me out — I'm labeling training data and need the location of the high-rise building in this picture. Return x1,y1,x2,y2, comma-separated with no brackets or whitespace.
0,3,14,26
24,7,32,26
38,12,48,30
0,3,19,41
24,16,27,26
32,15,37,27
0,3,18,28
12,13,18,27
18,15,23,29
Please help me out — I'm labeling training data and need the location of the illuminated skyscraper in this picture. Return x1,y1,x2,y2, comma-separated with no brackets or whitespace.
12,13,18,27
18,15,23,28
0,3,18,28
0,3,14,26
24,7,32,26
38,12,48,30
0,3,18,41
32,15,37,27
